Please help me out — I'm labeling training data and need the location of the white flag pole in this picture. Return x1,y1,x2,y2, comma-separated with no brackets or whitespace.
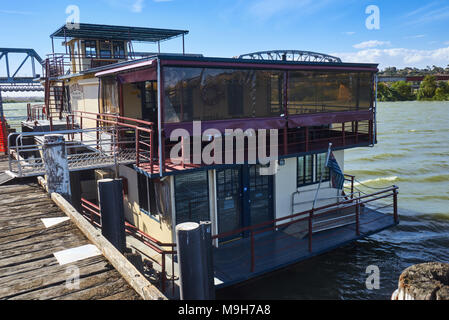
312,143,332,210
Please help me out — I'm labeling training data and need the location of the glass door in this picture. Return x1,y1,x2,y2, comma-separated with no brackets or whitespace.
248,165,274,228
216,165,274,242
216,168,243,242
141,81,158,124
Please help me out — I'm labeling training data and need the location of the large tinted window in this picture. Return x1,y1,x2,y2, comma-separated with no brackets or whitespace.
174,171,210,224
163,67,284,123
288,71,373,115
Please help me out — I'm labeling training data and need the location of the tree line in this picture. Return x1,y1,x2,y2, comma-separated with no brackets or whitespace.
379,65,449,77
377,75,449,102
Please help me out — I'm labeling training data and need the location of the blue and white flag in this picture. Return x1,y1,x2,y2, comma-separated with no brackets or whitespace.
327,152,345,190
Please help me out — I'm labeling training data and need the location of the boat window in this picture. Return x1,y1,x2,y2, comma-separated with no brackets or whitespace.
138,172,149,213
84,40,97,58
297,153,330,187
137,173,157,216
99,41,112,59
288,71,373,115
316,153,330,182
113,41,126,59
163,67,284,123
297,155,314,186
164,67,373,123
153,178,172,223
101,77,119,114
174,171,210,225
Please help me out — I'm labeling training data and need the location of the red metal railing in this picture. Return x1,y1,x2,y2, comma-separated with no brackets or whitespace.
67,110,156,173
124,222,176,295
26,103,47,122
212,185,399,273
79,198,176,295
25,108,158,173
343,174,356,200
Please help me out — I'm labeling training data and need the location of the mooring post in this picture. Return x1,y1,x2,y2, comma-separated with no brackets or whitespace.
42,134,71,201
98,179,126,253
176,221,215,300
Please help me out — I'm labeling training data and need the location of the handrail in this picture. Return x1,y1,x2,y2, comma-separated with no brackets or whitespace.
71,110,155,128
212,186,398,241
213,185,398,273
68,111,156,173
43,53,154,77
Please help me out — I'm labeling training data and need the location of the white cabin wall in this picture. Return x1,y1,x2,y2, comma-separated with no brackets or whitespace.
118,165,139,224
274,150,345,220
68,77,99,129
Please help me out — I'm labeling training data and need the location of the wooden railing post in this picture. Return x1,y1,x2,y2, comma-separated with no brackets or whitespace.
356,201,360,236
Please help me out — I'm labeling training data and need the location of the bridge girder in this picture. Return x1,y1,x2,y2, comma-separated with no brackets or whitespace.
0,48,45,86
238,50,342,63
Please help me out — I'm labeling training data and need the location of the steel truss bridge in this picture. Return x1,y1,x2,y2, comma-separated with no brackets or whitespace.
0,47,45,102
238,50,342,63
0,48,45,154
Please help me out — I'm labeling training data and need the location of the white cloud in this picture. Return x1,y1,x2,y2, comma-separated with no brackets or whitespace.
104,0,146,13
404,34,426,39
132,0,144,12
353,40,391,49
332,46,449,69
403,4,449,25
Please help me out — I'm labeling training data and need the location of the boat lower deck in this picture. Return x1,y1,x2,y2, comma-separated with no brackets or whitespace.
213,207,397,288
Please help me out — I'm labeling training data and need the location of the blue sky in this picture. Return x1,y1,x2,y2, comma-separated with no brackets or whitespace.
1,0,449,79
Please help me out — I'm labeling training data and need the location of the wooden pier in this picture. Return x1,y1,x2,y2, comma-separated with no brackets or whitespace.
0,156,142,300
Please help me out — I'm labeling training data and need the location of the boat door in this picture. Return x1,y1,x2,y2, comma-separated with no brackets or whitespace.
216,167,244,242
247,165,274,228
140,80,159,152
216,165,274,242
141,81,158,124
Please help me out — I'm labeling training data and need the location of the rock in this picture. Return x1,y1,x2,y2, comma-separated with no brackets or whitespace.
392,262,449,300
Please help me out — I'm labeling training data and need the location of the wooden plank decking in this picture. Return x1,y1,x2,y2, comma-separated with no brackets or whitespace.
0,156,141,300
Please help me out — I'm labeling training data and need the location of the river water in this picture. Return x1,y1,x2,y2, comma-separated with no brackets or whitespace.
1,102,29,132
3,102,449,300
